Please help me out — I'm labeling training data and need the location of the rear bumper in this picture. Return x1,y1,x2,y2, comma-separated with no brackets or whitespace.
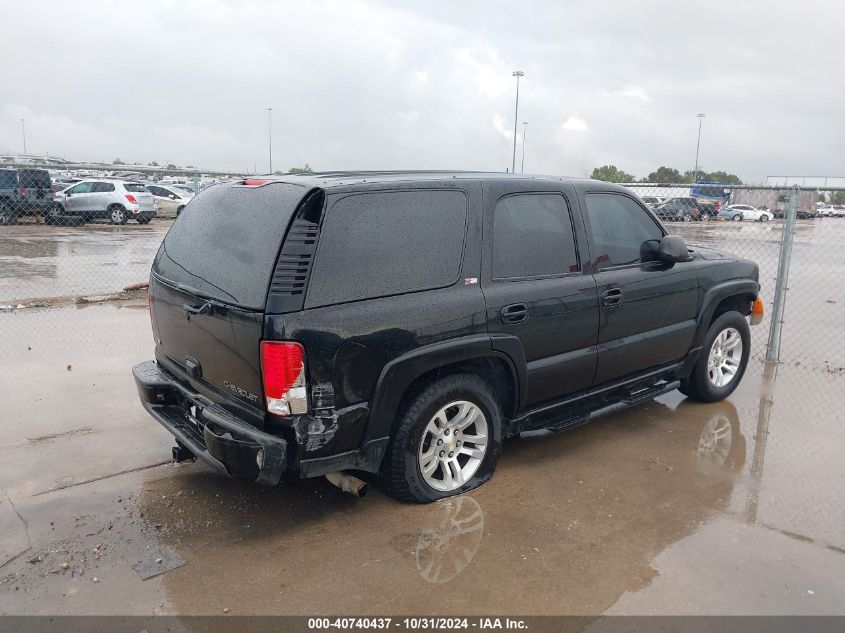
132,360,287,485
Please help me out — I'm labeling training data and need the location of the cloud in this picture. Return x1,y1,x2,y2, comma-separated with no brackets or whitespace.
561,117,589,132
0,0,842,182
614,85,650,101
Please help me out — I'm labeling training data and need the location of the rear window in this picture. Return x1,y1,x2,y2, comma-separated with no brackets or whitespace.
19,170,51,189
305,190,467,308
153,182,308,310
0,171,16,189
124,183,148,193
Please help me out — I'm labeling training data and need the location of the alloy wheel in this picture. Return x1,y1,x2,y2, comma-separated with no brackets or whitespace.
418,401,488,492
707,327,743,388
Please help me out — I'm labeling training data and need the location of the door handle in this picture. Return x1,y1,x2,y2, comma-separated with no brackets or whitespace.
601,288,624,307
501,303,529,324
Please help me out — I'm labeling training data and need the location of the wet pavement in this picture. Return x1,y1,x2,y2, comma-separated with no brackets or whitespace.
1,304,843,615
0,221,169,303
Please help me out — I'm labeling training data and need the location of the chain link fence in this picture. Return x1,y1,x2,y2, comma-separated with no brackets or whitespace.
0,170,843,551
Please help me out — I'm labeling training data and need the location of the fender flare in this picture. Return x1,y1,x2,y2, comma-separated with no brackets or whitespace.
693,279,760,348
362,334,525,449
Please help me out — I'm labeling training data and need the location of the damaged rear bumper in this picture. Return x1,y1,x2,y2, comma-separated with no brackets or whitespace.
132,360,287,485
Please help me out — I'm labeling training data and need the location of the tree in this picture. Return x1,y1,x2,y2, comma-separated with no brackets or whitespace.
288,164,313,174
166,163,178,170
112,157,125,165
590,165,635,183
700,170,742,185
831,191,845,205
646,166,689,183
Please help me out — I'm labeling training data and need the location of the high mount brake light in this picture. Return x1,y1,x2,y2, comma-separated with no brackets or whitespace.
243,178,270,186
260,341,308,416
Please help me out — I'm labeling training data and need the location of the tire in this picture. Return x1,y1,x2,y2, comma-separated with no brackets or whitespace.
0,202,16,225
760,215,770,222
380,374,503,503
109,205,128,225
732,214,742,222
682,213,692,222
680,311,751,403
44,205,63,226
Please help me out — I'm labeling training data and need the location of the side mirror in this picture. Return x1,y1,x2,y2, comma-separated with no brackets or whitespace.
658,235,690,263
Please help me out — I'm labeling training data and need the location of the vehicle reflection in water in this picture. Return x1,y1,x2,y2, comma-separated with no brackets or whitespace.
415,496,484,584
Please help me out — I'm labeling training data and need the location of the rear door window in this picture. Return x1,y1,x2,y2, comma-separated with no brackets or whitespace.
124,183,148,193
305,190,468,308
91,182,115,193
19,170,51,189
492,193,579,279
153,182,308,310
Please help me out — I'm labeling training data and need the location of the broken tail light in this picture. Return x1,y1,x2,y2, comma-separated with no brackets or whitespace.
260,341,308,416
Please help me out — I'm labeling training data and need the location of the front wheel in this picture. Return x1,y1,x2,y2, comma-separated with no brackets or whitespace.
682,213,692,222
680,311,751,402
732,214,742,222
760,215,770,222
380,374,502,503
109,205,128,225
0,202,17,225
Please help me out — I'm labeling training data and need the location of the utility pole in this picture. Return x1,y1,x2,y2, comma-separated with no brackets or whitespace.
267,106,273,174
693,113,706,182
511,71,524,173
20,119,27,155
520,122,528,174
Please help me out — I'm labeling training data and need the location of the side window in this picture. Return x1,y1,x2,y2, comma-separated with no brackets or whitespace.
70,182,94,194
306,190,468,308
584,193,664,269
492,194,579,279
147,186,163,196
91,182,115,193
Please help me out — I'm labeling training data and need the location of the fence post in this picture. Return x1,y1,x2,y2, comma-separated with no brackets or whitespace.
765,185,798,362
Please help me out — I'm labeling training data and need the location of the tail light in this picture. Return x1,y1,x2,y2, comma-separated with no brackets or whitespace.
752,297,764,316
18,187,26,197
260,341,308,416
125,194,138,204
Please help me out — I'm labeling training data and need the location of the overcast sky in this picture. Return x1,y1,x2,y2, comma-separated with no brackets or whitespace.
1,0,842,182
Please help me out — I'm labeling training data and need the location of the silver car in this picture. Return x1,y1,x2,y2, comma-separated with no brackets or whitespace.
145,184,193,217
52,179,157,224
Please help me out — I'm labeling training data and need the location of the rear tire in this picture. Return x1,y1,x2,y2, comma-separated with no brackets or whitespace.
680,311,750,403
0,202,16,225
109,205,128,225
682,213,692,222
760,215,770,222
380,374,502,503
732,214,742,222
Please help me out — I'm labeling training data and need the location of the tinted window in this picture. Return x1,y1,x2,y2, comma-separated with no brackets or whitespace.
306,190,467,308
124,183,148,193
492,194,579,279
147,186,165,196
91,182,115,193
584,193,663,269
153,183,307,309
0,170,16,189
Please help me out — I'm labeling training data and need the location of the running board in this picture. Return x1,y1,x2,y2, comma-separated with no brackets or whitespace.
621,380,680,405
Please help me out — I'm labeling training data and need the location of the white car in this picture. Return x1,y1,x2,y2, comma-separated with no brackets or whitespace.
724,204,773,222
818,206,844,218
145,184,193,217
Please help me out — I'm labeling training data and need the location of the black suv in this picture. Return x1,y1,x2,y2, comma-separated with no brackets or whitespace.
654,197,718,222
0,168,54,224
134,172,760,502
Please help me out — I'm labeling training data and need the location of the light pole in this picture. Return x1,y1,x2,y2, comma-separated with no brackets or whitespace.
267,106,273,174
693,113,706,183
20,119,27,155
511,71,524,173
520,122,528,174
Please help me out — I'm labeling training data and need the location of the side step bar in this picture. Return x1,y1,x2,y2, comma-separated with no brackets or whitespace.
621,380,680,406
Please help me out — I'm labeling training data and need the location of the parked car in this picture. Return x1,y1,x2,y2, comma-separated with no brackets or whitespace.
146,184,193,217
654,197,717,221
818,205,844,218
640,196,664,208
719,204,773,222
133,172,761,502
51,179,156,224
0,168,55,224
772,208,815,220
